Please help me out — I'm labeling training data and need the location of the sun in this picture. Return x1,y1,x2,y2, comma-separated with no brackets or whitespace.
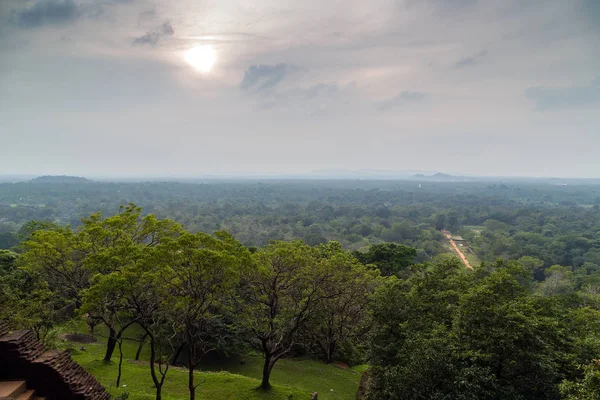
184,45,217,73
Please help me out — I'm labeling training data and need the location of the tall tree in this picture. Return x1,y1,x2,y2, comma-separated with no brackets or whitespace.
21,226,91,306
97,249,174,400
0,263,55,340
307,242,380,363
26,204,182,361
239,241,334,389
80,271,139,362
156,231,246,400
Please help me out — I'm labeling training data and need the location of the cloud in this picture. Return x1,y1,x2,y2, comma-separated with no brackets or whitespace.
242,79,355,118
525,78,600,111
406,0,478,11
133,21,174,46
14,0,79,28
240,64,294,92
378,91,427,111
453,50,488,69
282,83,339,100
259,83,340,108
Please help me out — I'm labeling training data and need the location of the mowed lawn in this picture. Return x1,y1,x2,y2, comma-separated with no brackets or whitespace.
66,322,362,400
73,352,309,400
199,355,363,400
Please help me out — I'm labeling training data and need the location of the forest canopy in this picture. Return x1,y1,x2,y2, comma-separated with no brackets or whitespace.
3,178,600,399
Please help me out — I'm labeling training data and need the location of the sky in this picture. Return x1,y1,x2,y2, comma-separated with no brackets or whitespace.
0,0,599,178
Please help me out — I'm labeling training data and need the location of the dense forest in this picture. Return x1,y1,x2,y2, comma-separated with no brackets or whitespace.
2,178,600,271
3,177,600,399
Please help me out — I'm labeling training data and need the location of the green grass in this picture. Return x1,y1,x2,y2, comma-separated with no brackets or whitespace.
463,225,484,231
463,225,485,235
66,320,362,400
199,356,362,400
445,243,481,268
464,251,481,268
72,352,309,400
351,364,369,374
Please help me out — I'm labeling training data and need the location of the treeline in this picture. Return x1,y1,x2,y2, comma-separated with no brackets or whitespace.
3,180,600,282
3,204,600,399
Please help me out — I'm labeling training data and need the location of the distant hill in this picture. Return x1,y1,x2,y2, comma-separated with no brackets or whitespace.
413,172,469,182
309,169,435,179
29,175,93,184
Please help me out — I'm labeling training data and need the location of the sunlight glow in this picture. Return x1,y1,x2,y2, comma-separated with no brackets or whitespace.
184,45,217,73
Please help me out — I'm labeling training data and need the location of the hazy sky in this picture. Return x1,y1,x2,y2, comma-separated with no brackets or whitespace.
1,0,599,178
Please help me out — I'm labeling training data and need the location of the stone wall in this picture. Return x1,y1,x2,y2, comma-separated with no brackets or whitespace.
0,324,111,400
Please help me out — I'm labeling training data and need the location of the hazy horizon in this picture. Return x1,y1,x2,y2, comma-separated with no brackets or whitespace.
3,169,600,181
1,0,599,178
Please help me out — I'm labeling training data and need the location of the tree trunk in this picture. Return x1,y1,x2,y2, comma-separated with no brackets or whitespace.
135,333,148,361
116,338,124,387
188,357,196,400
325,341,336,364
261,355,273,389
171,342,185,366
104,325,117,362
146,331,163,400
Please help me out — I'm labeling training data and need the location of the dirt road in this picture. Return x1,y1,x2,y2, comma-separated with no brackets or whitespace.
442,231,473,270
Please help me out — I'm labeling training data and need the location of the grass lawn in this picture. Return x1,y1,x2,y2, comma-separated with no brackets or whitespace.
445,244,481,268
351,365,368,374
464,251,481,268
65,321,362,400
199,356,362,400
72,352,309,400
463,225,484,235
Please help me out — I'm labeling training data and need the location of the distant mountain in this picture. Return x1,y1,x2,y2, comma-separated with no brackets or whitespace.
412,172,469,182
310,169,436,179
29,175,93,184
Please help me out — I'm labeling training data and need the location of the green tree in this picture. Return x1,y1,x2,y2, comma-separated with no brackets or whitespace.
517,256,544,274
156,231,246,400
27,204,182,361
238,241,333,389
0,256,55,341
453,265,571,399
434,213,446,230
560,360,600,400
21,225,90,306
0,232,18,249
307,242,381,364
446,210,460,233
366,258,471,400
366,260,571,400
17,220,60,242
537,265,575,296
353,243,416,277
94,249,174,400
0,249,18,273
